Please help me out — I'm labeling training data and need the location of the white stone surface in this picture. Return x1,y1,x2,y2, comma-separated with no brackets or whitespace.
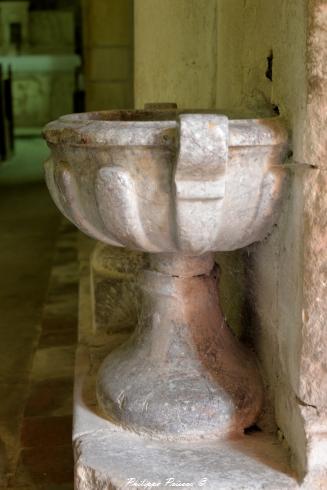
75,429,298,490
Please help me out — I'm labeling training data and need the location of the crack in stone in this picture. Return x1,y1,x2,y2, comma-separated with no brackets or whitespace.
171,272,210,278
295,395,318,410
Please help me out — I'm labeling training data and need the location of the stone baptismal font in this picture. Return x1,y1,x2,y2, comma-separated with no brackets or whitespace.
43,107,289,486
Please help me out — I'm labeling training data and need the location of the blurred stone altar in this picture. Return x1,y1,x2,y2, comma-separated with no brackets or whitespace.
0,0,80,183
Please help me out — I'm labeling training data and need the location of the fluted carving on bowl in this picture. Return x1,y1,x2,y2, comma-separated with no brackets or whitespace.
44,158,123,247
44,113,287,254
96,167,162,252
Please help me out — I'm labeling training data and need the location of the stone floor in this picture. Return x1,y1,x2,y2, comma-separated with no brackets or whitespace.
0,137,47,186
0,183,78,489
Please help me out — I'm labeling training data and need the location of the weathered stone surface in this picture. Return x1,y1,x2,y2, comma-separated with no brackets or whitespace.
43,110,287,254
91,242,146,334
299,1,327,482
97,254,263,439
75,430,297,490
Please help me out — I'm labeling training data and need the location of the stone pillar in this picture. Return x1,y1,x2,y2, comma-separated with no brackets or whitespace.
82,0,134,110
97,253,263,439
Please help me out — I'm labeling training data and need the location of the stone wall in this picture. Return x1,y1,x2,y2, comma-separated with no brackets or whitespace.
300,1,327,483
133,0,327,483
82,0,133,110
215,0,308,475
134,0,217,109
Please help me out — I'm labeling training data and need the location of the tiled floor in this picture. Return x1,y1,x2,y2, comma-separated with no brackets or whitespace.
0,184,78,489
0,184,60,487
13,222,78,489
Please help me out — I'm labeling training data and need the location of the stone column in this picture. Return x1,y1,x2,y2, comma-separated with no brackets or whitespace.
83,0,134,110
97,253,263,439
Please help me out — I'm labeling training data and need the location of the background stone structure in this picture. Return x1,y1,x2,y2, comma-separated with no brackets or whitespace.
82,0,134,110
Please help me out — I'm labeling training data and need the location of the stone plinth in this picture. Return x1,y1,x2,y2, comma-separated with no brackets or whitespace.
96,253,263,440
74,237,298,490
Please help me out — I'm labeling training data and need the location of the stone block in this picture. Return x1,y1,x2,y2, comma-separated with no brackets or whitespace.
90,243,146,334
86,0,133,46
86,80,132,110
85,46,132,81
50,72,75,120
